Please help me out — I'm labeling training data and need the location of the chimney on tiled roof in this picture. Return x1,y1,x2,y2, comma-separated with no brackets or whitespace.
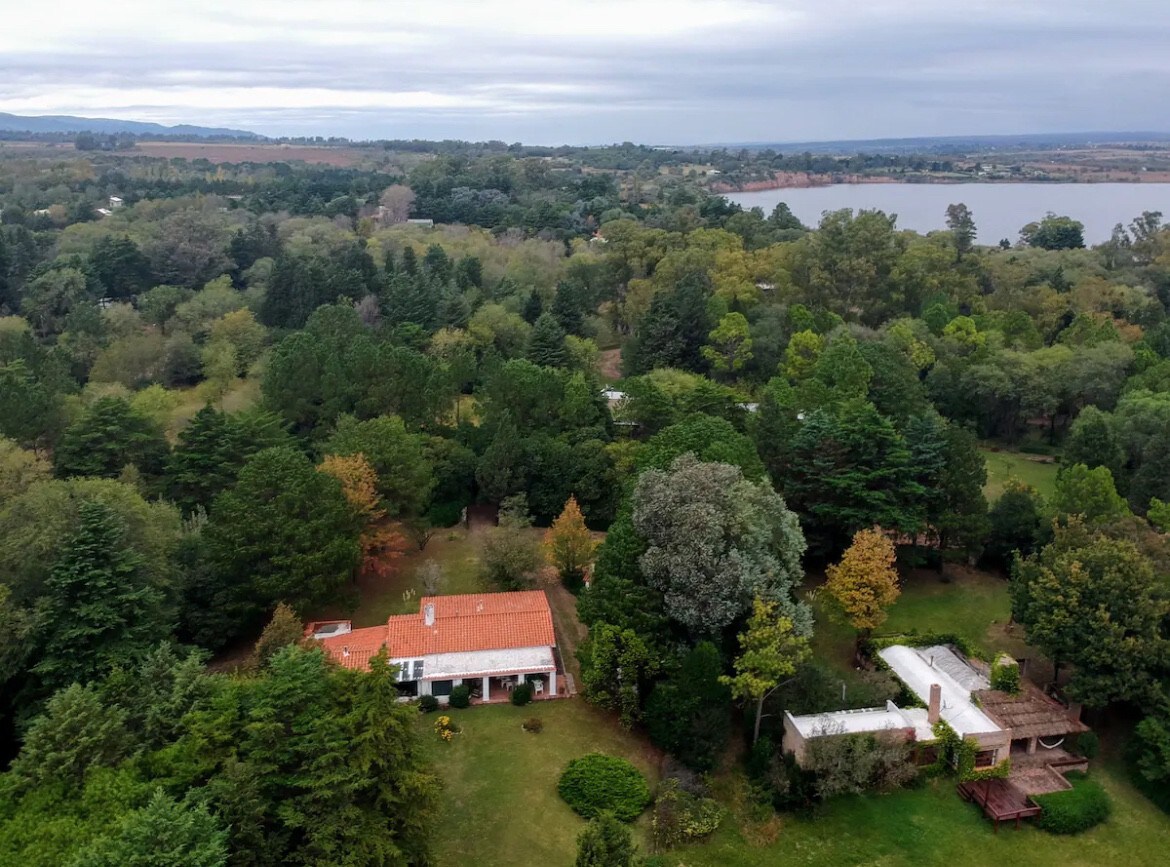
424,603,435,626
927,683,942,725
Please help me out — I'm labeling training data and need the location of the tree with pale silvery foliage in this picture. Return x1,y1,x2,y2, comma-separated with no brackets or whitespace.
632,454,809,636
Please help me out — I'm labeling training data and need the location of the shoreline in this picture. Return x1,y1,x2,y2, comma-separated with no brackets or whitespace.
711,173,1170,194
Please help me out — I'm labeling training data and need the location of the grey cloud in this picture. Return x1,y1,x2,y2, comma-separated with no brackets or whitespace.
4,0,1170,143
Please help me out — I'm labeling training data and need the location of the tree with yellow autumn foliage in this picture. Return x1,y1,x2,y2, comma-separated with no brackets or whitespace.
318,453,407,578
544,495,597,588
824,528,900,647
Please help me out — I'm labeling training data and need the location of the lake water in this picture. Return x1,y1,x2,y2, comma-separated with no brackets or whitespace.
726,183,1170,245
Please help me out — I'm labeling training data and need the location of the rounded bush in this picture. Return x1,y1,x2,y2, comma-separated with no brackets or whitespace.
450,685,471,709
418,695,439,713
511,683,532,706
1033,773,1111,834
1074,731,1099,759
558,754,651,822
522,716,543,733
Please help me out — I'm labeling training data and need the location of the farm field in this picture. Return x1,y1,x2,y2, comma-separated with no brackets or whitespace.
131,141,368,166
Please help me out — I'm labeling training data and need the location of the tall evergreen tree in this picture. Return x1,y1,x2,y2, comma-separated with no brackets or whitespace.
166,406,290,513
54,397,169,485
201,447,362,641
526,313,569,368
33,501,171,691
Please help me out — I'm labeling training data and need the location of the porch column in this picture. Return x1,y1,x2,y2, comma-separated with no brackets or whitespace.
482,676,490,702
1027,737,1037,755
516,673,526,685
549,670,557,696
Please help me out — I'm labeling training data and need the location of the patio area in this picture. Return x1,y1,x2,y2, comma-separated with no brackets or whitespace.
467,671,565,704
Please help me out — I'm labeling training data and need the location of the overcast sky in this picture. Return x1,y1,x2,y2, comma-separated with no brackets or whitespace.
4,0,1170,144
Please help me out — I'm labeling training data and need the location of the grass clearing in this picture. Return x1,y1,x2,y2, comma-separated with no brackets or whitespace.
677,758,1167,867
981,447,1059,501
349,527,492,626
806,565,1027,677
427,700,661,867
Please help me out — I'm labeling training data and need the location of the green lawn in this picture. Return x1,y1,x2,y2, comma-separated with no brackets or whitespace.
678,758,1168,867
349,528,493,626
808,565,1028,678
981,447,1059,501
427,700,660,867
427,703,1169,867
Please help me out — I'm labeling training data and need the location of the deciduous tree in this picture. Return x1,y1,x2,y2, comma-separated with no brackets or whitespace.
545,495,598,586
1011,520,1167,705
824,528,900,643
633,455,808,636
317,452,407,578
722,598,811,745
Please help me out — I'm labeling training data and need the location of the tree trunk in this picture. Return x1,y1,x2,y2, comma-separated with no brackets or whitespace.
753,696,765,745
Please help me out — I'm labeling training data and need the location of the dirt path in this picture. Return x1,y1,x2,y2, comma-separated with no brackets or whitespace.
540,569,587,688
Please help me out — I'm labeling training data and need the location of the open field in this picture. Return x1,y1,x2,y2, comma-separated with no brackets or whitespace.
426,700,662,867
981,447,1059,501
131,141,368,166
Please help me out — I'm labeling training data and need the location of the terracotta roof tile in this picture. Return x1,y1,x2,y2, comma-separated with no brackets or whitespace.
312,591,556,670
317,625,388,670
389,591,555,657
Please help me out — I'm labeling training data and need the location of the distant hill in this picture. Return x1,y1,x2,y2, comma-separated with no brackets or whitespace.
0,112,259,139
696,131,1170,155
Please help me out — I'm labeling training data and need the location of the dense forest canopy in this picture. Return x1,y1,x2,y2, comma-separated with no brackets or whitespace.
2,140,1170,864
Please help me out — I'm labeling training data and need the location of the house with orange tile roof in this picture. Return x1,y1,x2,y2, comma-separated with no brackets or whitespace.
305,590,560,703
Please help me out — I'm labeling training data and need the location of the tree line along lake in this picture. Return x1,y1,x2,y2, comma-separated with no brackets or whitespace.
726,182,1170,245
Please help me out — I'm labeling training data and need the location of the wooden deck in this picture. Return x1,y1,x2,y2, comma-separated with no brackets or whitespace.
958,779,1042,831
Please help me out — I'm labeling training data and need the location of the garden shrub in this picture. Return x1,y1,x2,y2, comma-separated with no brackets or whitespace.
522,716,543,733
746,736,817,812
426,499,464,528
558,754,652,822
511,683,532,706
1074,731,1099,759
449,684,471,708
805,726,918,798
418,695,439,713
990,654,1021,694
1033,773,1111,834
650,779,721,851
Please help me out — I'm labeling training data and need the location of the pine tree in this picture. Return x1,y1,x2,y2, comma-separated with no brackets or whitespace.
824,528,900,643
54,396,169,487
72,790,228,867
544,495,598,586
526,313,568,368
8,682,131,788
575,812,637,867
33,501,170,691
253,602,305,668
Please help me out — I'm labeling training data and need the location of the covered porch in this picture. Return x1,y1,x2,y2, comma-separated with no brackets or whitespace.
467,670,561,704
419,645,564,704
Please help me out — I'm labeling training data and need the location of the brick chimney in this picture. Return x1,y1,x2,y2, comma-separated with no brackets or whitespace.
927,683,942,725
1066,701,1083,724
